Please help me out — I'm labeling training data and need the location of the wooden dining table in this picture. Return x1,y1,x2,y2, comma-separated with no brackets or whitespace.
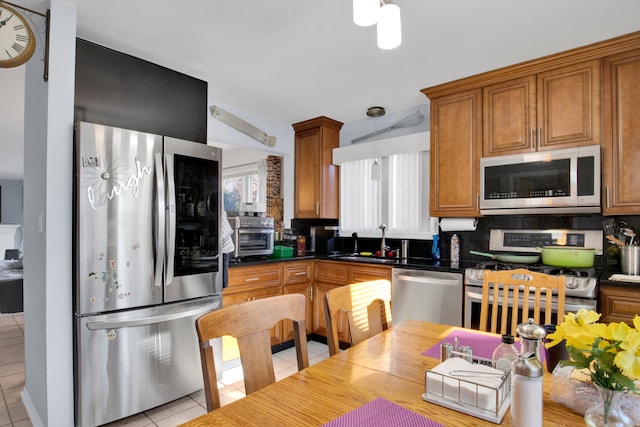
180,319,584,426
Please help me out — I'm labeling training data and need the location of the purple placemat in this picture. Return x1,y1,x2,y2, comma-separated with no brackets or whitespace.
421,329,545,362
322,397,445,427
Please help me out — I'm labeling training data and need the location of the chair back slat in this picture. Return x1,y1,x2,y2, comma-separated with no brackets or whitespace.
479,269,565,335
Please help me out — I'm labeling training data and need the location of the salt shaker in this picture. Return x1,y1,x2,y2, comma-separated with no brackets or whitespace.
511,352,543,427
516,318,546,362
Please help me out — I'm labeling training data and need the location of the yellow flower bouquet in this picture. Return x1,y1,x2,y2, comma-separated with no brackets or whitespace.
545,308,640,392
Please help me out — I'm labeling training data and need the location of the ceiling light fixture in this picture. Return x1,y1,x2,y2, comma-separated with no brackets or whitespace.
367,106,385,181
353,0,379,27
377,0,402,50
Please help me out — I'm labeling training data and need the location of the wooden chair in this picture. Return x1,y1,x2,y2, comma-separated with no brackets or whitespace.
480,268,565,335
324,279,392,356
195,294,309,411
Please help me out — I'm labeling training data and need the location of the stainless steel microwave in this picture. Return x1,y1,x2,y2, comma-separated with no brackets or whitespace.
480,145,600,215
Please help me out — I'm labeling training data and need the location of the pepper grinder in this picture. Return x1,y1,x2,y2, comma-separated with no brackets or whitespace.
516,318,546,362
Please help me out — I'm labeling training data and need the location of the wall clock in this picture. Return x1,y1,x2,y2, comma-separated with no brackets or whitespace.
0,2,36,68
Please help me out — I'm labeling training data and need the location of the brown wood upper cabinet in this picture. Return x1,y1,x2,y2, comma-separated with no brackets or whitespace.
292,116,343,219
428,89,482,217
483,60,601,157
602,48,640,214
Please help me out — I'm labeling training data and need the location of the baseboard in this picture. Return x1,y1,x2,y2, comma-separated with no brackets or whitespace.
20,388,43,427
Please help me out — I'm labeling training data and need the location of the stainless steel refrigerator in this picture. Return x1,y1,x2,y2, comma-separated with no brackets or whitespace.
73,121,223,426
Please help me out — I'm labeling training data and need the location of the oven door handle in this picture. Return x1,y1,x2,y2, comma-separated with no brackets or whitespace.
465,289,483,303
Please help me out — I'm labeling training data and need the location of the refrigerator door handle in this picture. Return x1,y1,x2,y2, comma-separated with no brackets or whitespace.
85,304,215,330
154,153,166,288
165,153,176,285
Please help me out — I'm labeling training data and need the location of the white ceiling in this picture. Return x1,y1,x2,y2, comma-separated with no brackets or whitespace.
1,0,640,178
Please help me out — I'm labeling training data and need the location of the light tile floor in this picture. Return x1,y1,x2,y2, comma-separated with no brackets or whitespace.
0,313,329,427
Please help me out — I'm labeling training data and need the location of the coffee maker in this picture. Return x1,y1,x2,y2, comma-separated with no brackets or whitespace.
309,226,339,255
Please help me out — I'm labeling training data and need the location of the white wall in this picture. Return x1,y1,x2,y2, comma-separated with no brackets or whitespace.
207,102,295,227
21,1,75,425
0,179,23,224
0,67,25,180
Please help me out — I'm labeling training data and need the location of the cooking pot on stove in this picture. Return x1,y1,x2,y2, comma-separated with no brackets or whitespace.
538,246,601,268
469,250,540,264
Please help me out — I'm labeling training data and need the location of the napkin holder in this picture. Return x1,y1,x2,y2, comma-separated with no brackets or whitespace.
423,353,511,424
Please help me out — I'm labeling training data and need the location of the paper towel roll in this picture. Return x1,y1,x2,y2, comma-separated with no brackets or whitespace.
439,218,478,232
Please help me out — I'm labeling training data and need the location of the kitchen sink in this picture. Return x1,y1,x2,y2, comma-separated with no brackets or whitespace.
332,255,400,264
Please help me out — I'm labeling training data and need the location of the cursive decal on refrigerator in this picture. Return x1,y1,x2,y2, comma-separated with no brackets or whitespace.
84,157,152,209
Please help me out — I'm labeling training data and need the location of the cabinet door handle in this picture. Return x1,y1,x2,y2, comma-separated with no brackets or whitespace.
310,287,313,301
294,272,306,276
315,202,319,215
244,277,259,282
537,127,541,148
606,186,610,208
530,128,534,146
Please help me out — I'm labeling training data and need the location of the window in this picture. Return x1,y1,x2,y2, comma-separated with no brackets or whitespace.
335,133,433,238
223,161,266,212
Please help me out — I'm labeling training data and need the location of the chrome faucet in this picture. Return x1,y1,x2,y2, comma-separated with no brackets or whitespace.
379,224,388,256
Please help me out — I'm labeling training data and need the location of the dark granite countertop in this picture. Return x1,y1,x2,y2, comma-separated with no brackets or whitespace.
230,253,470,275
599,267,640,289
229,255,315,268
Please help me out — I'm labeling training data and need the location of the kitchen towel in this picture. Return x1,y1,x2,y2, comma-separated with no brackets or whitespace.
322,397,444,427
439,218,478,232
608,274,640,283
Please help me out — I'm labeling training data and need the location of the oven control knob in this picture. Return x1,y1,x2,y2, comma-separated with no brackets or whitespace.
565,277,579,290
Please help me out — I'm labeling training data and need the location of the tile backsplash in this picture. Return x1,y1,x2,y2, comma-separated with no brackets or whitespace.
310,214,640,267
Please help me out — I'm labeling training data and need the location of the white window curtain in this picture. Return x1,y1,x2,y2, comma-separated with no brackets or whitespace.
337,133,432,238
386,151,429,234
340,159,380,232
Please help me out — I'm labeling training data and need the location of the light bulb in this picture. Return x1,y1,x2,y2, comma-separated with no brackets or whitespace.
353,0,379,27
377,1,401,50
371,158,380,181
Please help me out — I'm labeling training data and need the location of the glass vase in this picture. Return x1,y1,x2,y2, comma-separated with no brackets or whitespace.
584,385,633,427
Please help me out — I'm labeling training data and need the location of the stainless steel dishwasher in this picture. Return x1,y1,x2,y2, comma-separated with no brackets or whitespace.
391,268,463,327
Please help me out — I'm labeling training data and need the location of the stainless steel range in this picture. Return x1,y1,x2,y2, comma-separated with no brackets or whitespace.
464,229,603,329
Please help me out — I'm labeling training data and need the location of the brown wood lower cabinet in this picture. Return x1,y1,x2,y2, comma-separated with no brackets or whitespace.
226,259,393,347
599,284,640,325
282,261,314,341
313,261,349,338
312,260,392,341
225,263,284,346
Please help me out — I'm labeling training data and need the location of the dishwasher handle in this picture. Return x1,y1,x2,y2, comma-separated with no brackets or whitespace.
395,273,460,286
